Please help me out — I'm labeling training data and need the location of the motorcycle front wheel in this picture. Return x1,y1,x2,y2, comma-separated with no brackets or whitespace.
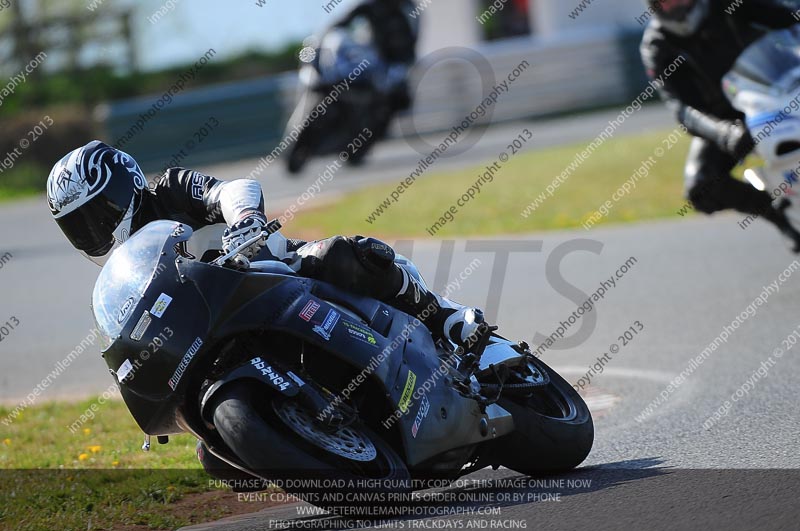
211,381,410,516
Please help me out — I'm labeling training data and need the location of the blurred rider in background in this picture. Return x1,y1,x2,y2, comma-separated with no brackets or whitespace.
332,0,419,112
640,0,800,250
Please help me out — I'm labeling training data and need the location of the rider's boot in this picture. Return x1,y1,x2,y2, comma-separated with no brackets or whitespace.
761,199,800,253
390,264,486,348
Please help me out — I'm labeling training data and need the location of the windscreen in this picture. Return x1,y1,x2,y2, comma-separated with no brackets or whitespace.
732,28,800,91
91,220,178,349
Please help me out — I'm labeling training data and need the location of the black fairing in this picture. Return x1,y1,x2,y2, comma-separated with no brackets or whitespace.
96,221,483,466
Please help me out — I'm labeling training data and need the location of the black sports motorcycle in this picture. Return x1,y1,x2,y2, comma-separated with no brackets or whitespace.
93,220,593,512
284,24,406,174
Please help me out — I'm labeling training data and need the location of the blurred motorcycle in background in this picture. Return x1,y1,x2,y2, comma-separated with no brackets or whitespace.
724,26,800,228
284,18,410,175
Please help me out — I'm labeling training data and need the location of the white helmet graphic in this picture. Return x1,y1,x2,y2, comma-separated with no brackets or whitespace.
47,140,147,265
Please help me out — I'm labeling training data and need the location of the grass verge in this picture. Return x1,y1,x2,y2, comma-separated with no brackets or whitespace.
285,128,726,239
0,398,276,530
0,163,47,202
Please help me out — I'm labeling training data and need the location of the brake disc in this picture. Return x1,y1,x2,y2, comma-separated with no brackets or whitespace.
273,400,377,462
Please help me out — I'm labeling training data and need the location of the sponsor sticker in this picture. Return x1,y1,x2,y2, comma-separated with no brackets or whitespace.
398,370,416,413
150,293,173,318
116,359,134,383
298,300,321,322
168,337,203,390
251,357,292,392
313,309,340,341
411,394,430,439
287,371,306,387
118,296,136,324
129,311,153,341
342,320,378,347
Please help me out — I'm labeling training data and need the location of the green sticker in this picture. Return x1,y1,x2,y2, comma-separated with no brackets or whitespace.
399,371,416,413
342,321,378,347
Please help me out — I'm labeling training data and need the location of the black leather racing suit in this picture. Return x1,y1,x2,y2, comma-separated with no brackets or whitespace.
640,0,796,217
132,167,460,326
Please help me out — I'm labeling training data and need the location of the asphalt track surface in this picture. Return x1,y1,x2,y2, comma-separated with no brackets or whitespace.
180,469,799,531
4,104,800,529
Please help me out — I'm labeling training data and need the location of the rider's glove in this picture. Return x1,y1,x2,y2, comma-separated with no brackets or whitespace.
222,211,268,259
720,120,755,160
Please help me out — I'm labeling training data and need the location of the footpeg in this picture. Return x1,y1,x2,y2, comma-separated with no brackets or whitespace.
457,323,499,375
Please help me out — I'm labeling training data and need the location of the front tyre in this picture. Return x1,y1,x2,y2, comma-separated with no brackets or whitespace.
211,381,410,515
489,356,593,474
287,141,311,174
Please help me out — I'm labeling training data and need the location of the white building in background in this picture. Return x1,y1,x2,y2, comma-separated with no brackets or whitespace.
403,0,652,135
530,0,646,37
417,0,646,54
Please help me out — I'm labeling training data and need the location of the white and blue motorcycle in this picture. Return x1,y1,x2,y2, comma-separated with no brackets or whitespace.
724,26,800,227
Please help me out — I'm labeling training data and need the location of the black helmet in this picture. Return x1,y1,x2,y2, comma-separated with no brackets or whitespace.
47,141,147,265
648,0,710,37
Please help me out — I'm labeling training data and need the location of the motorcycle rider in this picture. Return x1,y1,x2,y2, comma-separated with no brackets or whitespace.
640,0,800,250
47,140,486,488
331,0,418,111
46,140,485,348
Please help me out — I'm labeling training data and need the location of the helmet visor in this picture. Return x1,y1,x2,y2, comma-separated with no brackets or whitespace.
80,242,119,267
54,175,135,256
657,0,696,20
656,0,708,36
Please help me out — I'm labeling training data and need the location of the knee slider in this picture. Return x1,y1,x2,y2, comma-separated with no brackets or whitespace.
299,236,398,298
354,237,396,271
318,236,364,289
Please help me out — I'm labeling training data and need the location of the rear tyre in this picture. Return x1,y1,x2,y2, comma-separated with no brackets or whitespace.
489,356,593,474
211,381,410,516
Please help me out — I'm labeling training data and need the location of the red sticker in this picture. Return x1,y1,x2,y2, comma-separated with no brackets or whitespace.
299,300,321,322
